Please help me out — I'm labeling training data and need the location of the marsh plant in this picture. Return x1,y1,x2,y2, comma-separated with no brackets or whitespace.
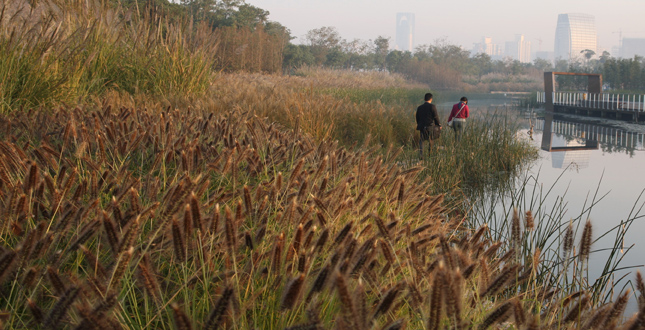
0,103,644,329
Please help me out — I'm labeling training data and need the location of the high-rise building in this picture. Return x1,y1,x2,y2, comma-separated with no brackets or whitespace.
472,37,502,59
395,13,415,52
554,13,597,61
621,38,645,58
504,35,531,63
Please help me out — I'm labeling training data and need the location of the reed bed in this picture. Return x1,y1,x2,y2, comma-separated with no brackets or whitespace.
0,104,643,329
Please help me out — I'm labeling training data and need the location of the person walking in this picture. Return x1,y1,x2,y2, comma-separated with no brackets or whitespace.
447,96,469,142
415,93,441,158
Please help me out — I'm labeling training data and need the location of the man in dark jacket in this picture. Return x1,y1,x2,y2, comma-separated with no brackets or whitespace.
415,93,441,158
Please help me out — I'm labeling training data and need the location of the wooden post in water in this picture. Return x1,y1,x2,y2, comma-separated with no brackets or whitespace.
544,72,556,113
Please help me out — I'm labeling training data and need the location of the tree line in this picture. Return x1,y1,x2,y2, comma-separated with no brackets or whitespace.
119,0,645,92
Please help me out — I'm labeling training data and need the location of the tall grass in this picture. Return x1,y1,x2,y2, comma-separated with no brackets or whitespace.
1,104,643,329
0,0,290,113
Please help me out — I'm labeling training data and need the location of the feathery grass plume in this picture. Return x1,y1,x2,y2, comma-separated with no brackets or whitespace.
44,286,80,330
204,286,234,330
636,271,645,309
224,205,237,251
244,232,254,251
288,159,305,188
282,274,306,310
0,249,18,285
172,216,186,262
183,203,193,249
307,265,330,303
47,266,67,296
297,252,307,273
335,272,356,319
111,246,134,285
303,226,316,251
532,247,541,273
563,294,590,324
379,239,395,265
581,304,611,329
313,155,328,182
334,222,353,245
275,172,283,192
314,229,329,252
292,223,304,253
511,208,521,252
189,192,203,233
102,212,119,255
603,289,631,328
524,210,535,231
138,254,161,302
428,266,444,330
119,215,141,255
243,185,253,216
22,266,38,289
283,198,297,224
511,298,526,327
373,283,401,320
563,221,574,258
318,174,329,197
444,269,463,326
478,301,512,330
480,265,519,299
397,180,405,207
171,303,194,330
28,298,44,324
23,161,39,193
315,211,327,227
298,205,314,226
272,233,284,273
210,204,220,233
372,214,391,241
579,219,593,261
80,245,107,279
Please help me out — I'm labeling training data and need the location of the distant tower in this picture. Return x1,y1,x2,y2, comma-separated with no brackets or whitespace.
395,13,415,52
504,35,531,63
554,13,597,61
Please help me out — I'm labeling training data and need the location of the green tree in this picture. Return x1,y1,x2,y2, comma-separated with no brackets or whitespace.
373,36,389,71
306,26,343,65
283,44,315,70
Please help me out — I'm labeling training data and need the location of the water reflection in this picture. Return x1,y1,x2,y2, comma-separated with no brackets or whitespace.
536,113,645,170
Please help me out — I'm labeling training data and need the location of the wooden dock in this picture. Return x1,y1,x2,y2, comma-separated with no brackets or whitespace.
538,72,645,122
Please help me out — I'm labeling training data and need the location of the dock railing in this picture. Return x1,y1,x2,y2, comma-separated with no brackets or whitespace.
537,92,645,112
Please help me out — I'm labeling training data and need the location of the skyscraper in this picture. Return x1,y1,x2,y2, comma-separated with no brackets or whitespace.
395,13,415,52
622,38,645,58
554,13,597,61
504,35,531,63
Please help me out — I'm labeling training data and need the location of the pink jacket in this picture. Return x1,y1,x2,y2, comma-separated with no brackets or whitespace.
448,102,469,121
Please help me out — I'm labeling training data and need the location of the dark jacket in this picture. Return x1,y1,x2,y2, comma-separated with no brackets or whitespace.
416,102,441,130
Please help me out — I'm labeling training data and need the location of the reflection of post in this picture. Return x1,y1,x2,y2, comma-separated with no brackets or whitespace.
541,112,554,151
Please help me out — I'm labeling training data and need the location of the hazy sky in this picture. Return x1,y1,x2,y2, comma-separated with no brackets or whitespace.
245,0,644,55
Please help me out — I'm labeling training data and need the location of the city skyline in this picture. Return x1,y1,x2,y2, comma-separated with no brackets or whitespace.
554,13,597,61
245,0,644,56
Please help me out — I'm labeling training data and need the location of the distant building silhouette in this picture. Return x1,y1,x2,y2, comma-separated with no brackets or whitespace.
472,37,502,59
621,38,645,58
395,13,415,52
554,13,597,62
505,34,531,63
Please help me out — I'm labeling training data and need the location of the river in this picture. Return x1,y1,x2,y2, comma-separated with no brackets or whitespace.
457,95,645,315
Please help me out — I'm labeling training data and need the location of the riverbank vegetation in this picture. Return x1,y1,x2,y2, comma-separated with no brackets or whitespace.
1,0,644,329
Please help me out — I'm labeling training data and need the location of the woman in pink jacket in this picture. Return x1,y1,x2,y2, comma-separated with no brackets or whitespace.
447,96,469,142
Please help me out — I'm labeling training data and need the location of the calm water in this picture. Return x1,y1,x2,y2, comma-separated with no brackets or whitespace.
456,95,645,313
529,112,645,293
